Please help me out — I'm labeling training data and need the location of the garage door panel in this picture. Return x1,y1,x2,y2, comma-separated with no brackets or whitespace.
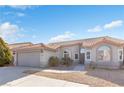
18,52,40,67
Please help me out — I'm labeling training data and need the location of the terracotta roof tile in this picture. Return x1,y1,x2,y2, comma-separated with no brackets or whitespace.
46,44,61,49
49,36,124,48
8,36,124,52
8,42,33,50
82,36,124,47
15,43,56,52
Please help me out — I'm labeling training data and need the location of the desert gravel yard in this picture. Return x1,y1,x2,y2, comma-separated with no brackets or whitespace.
23,68,124,87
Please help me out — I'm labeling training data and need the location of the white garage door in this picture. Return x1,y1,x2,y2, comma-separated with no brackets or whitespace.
17,52,41,67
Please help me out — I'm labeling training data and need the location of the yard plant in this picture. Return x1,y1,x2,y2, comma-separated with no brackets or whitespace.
61,57,73,66
48,56,59,67
0,37,13,66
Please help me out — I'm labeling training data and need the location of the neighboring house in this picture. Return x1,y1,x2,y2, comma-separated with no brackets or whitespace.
9,36,124,69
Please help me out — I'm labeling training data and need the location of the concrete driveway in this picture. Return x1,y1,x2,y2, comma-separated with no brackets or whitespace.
0,67,88,87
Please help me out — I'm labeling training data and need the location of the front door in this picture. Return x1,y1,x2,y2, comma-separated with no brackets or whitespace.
80,53,85,64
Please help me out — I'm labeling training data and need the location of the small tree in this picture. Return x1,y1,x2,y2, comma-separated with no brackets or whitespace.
0,37,12,66
61,57,73,66
48,56,59,67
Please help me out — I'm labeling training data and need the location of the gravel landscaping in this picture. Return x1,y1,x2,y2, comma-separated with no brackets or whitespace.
23,68,124,87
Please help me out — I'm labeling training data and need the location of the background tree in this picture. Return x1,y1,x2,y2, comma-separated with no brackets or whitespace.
0,37,12,66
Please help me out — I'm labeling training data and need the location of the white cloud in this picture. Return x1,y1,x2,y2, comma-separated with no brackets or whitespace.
104,20,123,29
8,5,39,10
16,12,25,17
0,22,24,43
88,25,102,32
49,31,75,42
88,20,123,32
4,11,25,17
9,5,32,10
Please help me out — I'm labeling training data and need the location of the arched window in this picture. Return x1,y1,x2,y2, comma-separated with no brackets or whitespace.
97,46,111,62
63,51,69,58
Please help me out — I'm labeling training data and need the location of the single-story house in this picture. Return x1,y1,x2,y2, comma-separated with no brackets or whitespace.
9,36,124,69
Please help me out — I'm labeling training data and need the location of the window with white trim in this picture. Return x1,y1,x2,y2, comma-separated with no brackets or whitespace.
63,51,69,58
80,48,85,53
118,49,123,61
75,54,78,59
86,50,91,61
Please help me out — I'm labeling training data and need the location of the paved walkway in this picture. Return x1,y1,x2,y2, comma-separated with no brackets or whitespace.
43,64,85,73
0,67,88,87
73,64,85,71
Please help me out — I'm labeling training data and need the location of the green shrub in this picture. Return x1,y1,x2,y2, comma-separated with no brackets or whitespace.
61,57,73,66
48,56,59,67
0,37,13,66
91,66,96,69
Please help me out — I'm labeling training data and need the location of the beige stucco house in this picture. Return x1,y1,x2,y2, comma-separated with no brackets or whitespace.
9,36,124,69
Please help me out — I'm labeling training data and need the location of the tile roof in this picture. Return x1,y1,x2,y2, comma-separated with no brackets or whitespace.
8,36,124,52
46,44,61,49
82,36,124,47
14,43,56,52
48,36,124,48
8,42,33,50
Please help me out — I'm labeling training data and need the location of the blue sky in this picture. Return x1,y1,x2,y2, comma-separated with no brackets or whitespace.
0,5,124,44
